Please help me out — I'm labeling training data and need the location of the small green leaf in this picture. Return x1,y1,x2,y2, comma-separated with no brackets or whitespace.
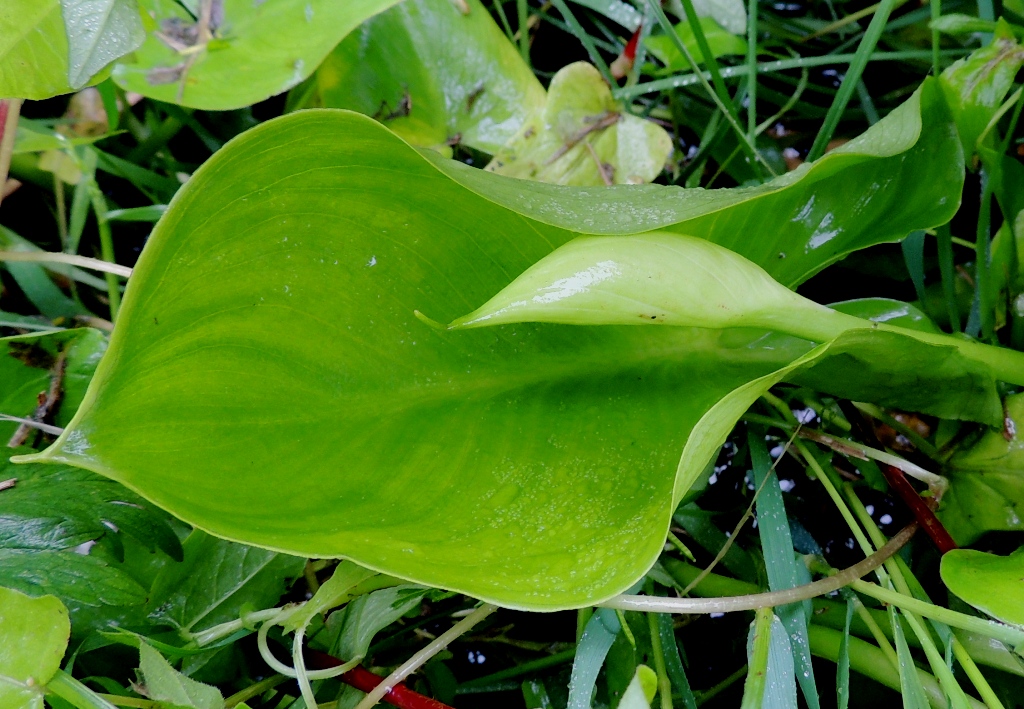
147,531,304,634
112,0,404,110
938,21,1024,156
137,642,224,709
618,665,657,709
941,547,1024,626
938,392,1024,544
59,0,145,89
314,0,545,155
326,586,426,661
645,17,748,72
0,587,70,709
280,561,377,633
485,62,672,185
685,0,747,34
0,328,106,444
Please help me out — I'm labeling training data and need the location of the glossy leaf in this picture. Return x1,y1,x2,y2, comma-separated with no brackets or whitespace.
16,90,989,609
0,587,69,709
570,0,642,30
939,393,1024,544
940,548,1024,626
485,62,672,185
147,531,304,633
829,298,942,334
112,0,403,110
645,17,748,72
315,0,545,155
137,642,223,709
59,0,145,89
0,550,147,613
619,665,657,709
0,452,180,559
938,22,1024,156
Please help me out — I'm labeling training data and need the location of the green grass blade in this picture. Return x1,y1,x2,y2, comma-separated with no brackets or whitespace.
567,608,621,709
550,0,616,84
837,596,855,709
890,606,932,709
749,426,821,709
807,0,901,161
741,608,775,709
654,613,698,709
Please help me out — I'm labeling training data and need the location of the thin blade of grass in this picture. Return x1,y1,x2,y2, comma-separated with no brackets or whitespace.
806,0,901,161
567,608,621,709
654,613,698,709
902,230,928,306
935,225,962,332
837,596,855,709
746,0,758,141
749,426,821,709
550,0,616,85
741,608,776,709
890,606,931,709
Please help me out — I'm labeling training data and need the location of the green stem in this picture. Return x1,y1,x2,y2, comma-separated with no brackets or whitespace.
87,184,121,321
762,303,1024,386
46,670,118,709
740,608,774,709
809,626,986,709
615,50,968,100
851,581,1024,649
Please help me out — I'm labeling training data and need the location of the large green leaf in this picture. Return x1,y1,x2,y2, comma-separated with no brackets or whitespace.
0,0,142,100
111,0,402,110
938,392,1024,545
0,588,69,709
941,547,1024,627
1,0,80,100
314,0,545,155
14,89,997,608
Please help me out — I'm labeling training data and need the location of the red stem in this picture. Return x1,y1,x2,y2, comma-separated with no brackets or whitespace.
306,650,454,709
624,25,642,61
878,464,957,554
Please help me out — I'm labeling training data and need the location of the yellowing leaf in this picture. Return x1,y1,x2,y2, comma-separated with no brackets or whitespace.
485,62,672,185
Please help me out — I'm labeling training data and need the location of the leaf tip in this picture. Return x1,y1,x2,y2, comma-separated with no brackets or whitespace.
413,309,447,331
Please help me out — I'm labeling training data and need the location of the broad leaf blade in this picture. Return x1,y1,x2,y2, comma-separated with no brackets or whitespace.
0,1,78,100
941,548,1024,626
16,105,989,610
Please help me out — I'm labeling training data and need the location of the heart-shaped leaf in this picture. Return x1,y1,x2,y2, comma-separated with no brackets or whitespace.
313,0,545,155
111,0,403,110
941,547,1024,627
17,80,983,608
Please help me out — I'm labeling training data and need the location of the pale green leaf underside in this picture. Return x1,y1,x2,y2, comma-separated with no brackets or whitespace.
60,0,144,89
316,0,545,155
20,101,976,609
112,0,403,110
